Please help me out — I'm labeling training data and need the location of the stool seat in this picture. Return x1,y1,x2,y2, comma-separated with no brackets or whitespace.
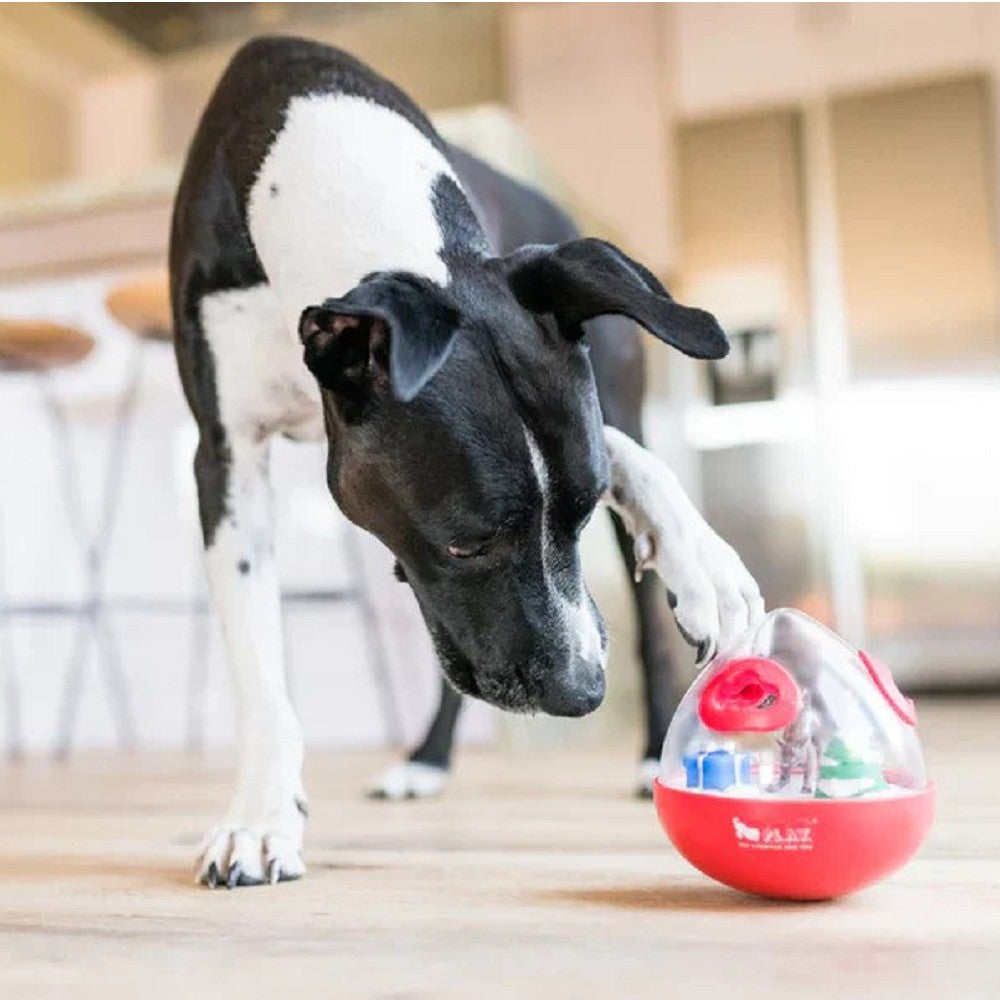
0,319,95,372
106,270,171,342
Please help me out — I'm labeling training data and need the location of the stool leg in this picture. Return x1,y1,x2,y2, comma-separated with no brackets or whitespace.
38,373,89,550
0,620,20,760
40,340,142,756
90,337,144,557
93,612,135,751
0,506,23,759
342,523,404,747
85,339,144,751
53,611,92,759
38,372,93,757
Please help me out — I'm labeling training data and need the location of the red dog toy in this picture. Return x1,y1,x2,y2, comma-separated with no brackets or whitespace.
654,608,935,900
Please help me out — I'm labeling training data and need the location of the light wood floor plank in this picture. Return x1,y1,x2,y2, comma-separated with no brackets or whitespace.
1,698,997,999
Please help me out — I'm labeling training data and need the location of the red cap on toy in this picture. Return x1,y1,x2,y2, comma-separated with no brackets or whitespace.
698,656,801,732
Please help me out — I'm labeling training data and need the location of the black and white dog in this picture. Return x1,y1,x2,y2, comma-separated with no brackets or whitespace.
170,36,762,888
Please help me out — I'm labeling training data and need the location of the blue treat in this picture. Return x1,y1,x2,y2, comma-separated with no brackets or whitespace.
684,750,752,791
683,753,701,788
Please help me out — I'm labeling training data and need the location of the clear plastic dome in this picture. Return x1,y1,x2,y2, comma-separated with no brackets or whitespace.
660,608,928,800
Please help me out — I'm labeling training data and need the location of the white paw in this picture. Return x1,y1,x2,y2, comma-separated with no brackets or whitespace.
366,760,448,801
669,527,765,662
636,757,660,798
196,793,307,888
603,427,765,665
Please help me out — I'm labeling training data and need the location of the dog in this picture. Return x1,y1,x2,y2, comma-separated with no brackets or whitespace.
170,36,762,888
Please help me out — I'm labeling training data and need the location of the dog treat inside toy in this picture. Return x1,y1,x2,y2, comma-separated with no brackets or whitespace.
653,608,935,900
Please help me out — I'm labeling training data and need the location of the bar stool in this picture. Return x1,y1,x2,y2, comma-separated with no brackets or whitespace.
21,272,174,757
48,273,171,755
104,270,212,750
0,319,94,371
5,317,140,756
0,319,107,757
105,270,172,343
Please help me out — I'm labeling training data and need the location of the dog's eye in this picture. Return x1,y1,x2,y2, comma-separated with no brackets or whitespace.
447,511,528,560
447,541,490,560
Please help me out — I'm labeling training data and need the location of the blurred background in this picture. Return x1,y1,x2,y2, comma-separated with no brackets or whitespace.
0,2,996,759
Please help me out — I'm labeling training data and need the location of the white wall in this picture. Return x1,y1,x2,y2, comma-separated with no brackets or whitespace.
505,2,677,274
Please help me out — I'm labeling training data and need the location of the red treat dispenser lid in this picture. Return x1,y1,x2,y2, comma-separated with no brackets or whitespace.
698,657,801,732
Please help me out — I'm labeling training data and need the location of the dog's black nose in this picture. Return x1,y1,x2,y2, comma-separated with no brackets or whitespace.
539,663,606,718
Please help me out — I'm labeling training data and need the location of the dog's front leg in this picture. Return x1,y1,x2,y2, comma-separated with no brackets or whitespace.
194,433,306,887
602,426,765,664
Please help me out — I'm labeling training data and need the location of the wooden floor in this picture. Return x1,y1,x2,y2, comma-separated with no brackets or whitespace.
1,699,998,999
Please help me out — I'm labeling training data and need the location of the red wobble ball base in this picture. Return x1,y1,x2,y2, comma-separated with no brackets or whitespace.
654,780,936,901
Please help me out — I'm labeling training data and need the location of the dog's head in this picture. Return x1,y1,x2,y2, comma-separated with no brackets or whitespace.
300,238,726,717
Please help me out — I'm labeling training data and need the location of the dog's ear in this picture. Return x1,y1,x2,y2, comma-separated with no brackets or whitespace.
299,273,461,405
496,237,728,360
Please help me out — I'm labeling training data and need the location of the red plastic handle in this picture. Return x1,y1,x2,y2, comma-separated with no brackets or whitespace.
698,657,801,733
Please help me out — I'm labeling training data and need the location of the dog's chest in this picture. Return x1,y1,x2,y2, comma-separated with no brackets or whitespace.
200,283,325,441
246,93,454,336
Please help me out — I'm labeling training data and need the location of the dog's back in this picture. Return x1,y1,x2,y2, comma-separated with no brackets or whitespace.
172,36,480,361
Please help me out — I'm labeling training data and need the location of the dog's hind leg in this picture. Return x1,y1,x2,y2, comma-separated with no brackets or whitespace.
608,511,680,797
367,678,461,800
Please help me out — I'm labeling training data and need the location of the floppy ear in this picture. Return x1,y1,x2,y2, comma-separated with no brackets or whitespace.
497,237,728,360
299,272,461,404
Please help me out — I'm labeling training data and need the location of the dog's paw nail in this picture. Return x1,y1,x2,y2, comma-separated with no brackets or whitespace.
634,532,654,566
205,862,220,889
675,619,715,667
198,818,304,888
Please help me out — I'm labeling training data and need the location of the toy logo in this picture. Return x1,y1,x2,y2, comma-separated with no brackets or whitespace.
732,817,761,842
733,816,815,851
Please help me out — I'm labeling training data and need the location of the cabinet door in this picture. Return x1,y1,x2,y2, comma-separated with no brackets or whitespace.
833,76,1000,375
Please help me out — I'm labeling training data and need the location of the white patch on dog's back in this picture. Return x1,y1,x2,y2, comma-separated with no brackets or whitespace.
247,94,454,338
522,425,605,669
